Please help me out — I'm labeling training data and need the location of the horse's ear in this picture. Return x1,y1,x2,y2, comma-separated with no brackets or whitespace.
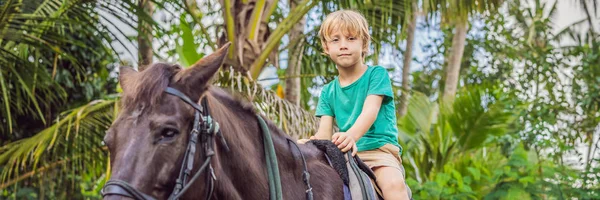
119,66,137,93
174,43,230,99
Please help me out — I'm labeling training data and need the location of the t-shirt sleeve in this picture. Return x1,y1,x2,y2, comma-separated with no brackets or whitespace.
315,84,334,117
367,66,394,104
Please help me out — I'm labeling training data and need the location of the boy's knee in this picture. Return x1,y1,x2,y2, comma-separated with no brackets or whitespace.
379,177,405,191
373,166,407,191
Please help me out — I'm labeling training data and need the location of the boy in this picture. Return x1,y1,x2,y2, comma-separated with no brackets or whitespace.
299,10,411,199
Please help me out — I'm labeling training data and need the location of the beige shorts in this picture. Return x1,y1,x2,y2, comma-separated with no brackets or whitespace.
356,144,405,176
357,143,412,199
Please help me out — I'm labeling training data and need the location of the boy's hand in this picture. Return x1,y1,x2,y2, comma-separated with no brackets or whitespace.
332,132,357,156
297,136,317,144
297,139,310,144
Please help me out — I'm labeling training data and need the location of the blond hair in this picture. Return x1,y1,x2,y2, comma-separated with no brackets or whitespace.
318,10,371,57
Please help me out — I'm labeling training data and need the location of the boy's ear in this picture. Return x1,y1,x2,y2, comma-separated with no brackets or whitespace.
322,44,330,55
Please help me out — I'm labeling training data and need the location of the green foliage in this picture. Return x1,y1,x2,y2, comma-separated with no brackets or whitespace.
174,13,205,68
407,146,505,199
2,0,600,199
0,98,115,199
429,0,600,198
468,0,572,156
560,2,600,186
423,0,503,23
0,0,184,197
449,85,516,152
484,144,538,199
400,84,518,182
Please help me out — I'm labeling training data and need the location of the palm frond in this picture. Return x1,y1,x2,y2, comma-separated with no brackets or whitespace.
423,0,504,22
0,0,187,135
398,91,438,142
216,67,319,139
0,0,107,134
446,85,517,151
399,84,518,182
0,97,117,191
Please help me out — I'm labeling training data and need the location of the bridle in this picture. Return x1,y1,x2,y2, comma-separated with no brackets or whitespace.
101,86,313,200
101,87,229,200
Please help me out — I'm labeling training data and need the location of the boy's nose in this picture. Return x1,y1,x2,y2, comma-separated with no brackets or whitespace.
337,39,347,48
339,41,348,50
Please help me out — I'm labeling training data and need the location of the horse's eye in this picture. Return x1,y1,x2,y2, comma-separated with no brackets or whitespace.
161,128,179,139
154,127,180,144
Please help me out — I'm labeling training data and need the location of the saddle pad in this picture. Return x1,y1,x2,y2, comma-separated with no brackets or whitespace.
306,140,349,185
346,151,379,200
307,140,384,200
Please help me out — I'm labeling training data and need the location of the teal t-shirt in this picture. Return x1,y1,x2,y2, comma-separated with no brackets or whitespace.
316,66,402,154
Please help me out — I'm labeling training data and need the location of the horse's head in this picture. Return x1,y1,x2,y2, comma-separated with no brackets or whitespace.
102,44,230,200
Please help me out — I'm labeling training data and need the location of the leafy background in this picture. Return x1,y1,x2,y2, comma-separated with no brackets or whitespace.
0,0,599,199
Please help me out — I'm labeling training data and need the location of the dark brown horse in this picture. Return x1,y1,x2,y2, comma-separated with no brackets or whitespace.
102,44,343,200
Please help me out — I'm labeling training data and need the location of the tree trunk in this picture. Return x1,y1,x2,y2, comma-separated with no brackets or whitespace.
218,0,276,76
137,0,154,71
442,22,467,100
398,4,417,117
284,0,306,105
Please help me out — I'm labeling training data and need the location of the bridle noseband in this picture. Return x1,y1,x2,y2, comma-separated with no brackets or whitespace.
101,87,229,200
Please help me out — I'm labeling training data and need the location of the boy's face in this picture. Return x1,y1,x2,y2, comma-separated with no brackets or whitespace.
323,30,364,69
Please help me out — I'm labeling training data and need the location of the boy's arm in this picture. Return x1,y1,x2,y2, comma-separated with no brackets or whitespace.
332,95,383,154
297,116,333,144
313,116,334,140
346,95,383,140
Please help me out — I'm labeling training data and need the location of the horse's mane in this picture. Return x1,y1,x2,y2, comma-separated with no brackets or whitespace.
207,87,258,116
120,63,264,120
207,87,294,142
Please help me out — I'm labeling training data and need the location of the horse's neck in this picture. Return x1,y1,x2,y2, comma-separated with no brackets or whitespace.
204,89,324,198
204,90,276,198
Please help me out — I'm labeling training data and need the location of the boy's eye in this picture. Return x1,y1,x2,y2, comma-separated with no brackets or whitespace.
331,38,339,42
348,37,356,40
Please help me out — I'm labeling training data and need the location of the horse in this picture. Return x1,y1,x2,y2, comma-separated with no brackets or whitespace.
101,44,344,200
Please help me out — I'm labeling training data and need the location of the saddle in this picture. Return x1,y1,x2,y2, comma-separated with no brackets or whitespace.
307,140,383,200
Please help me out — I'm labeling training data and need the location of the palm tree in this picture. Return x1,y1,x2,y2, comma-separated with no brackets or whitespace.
138,0,154,69
0,0,96,135
575,0,597,38
392,0,503,115
284,0,307,106
398,1,419,117
422,0,503,100
0,0,181,197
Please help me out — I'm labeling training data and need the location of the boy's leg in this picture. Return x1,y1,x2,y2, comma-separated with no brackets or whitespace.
356,144,411,200
372,166,409,200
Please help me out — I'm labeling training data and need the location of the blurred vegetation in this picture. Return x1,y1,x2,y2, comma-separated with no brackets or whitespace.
0,0,598,199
